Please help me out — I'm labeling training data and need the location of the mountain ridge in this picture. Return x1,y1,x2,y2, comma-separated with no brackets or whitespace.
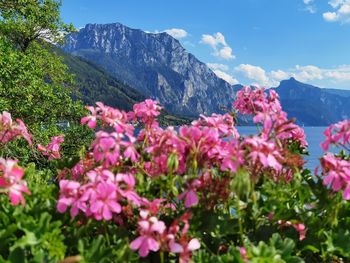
274,77,350,126
63,22,236,117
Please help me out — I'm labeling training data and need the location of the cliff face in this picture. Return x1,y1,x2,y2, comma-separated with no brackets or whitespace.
63,23,235,117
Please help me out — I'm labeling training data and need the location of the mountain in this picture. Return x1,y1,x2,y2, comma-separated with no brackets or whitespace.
274,77,350,126
62,23,236,117
57,48,145,111
323,88,350,98
54,48,192,125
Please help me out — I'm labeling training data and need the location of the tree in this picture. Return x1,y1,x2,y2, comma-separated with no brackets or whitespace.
0,0,90,162
0,0,74,51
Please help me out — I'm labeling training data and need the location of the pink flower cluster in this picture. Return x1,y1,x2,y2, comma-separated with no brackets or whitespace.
234,87,307,147
0,158,31,206
0,112,32,206
166,212,200,263
81,102,133,134
319,120,350,200
130,210,166,257
244,136,283,171
57,169,141,220
38,135,64,160
320,153,350,200
0,111,32,145
321,119,350,152
130,210,200,262
132,99,162,126
57,92,312,258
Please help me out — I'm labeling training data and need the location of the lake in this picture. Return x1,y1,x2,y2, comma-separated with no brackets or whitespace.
237,126,327,170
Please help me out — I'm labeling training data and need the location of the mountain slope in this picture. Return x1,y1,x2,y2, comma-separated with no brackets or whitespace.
53,49,192,125
275,78,350,126
323,88,350,98
58,48,145,111
62,23,235,117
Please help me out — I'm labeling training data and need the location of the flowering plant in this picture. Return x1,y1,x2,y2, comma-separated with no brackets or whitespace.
1,88,350,262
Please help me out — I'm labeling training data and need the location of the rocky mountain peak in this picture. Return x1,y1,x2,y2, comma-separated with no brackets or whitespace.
63,22,235,117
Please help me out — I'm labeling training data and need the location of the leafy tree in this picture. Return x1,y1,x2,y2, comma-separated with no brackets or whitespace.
0,0,74,51
0,0,91,163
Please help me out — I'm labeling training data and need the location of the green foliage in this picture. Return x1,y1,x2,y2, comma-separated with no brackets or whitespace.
0,166,65,263
0,0,92,164
247,234,304,263
0,0,74,51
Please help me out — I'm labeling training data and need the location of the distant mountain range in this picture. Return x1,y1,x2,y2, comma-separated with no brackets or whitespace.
61,22,350,126
274,78,350,126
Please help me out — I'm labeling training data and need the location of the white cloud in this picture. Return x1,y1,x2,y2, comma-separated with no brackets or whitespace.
215,46,235,60
201,32,235,60
207,63,239,85
235,64,273,86
201,32,227,48
235,63,350,87
329,0,345,9
323,11,338,21
323,0,350,23
212,70,239,85
303,0,317,13
305,5,317,13
163,28,188,39
270,70,290,81
293,65,323,81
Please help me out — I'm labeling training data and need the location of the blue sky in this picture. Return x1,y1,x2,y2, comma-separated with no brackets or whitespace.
61,0,350,89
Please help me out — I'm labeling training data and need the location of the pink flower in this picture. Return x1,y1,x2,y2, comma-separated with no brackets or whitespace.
244,136,283,171
0,111,32,145
169,238,200,263
57,180,81,216
321,120,350,151
0,158,31,206
167,212,200,262
122,136,139,162
130,212,166,257
81,106,98,129
92,131,121,167
192,113,239,138
239,247,248,262
15,119,32,145
321,153,350,199
220,140,244,173
278,220,307,241
290,126,308,147
179,189,198,208
133,99,162,125
89,182,122,220
178,180,201,208
82,102,133,135
117,173,141,206
37,135,64,160
293,223,307,241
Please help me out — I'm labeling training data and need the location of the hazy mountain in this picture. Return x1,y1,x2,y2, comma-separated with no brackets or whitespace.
62,23,236,117
323,88,350,98
274,77,350,126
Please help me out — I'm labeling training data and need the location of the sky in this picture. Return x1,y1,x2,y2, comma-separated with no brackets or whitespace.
61,0,350,89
